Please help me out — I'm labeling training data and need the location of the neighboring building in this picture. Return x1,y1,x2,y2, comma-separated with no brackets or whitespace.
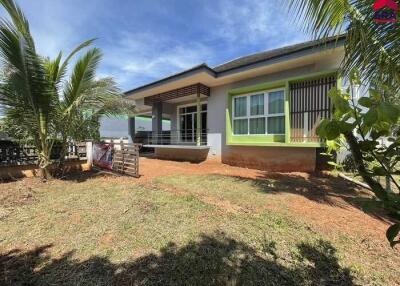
125,36,345,172
99,116,170,142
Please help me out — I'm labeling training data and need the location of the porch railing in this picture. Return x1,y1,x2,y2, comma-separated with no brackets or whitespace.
142,130,208,146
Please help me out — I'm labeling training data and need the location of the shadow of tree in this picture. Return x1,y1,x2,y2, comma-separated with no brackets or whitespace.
228,173,389,222
1,234,354,286
60,169,114,183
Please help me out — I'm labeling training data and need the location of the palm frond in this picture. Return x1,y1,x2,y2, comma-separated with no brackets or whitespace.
0,0,34,48
82,77,135,117
0,18,53,116
62,47,102,114
288,0,400,91
56,39,96,85
288,0,349,38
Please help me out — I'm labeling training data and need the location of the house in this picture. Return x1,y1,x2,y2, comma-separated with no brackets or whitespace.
125,36,345,172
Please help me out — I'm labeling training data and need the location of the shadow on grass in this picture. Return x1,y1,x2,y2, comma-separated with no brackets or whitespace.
1,234,353,286
60,170,114,183
227,172,389,222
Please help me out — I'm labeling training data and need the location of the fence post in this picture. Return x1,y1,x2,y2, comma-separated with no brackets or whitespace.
86,141,93,168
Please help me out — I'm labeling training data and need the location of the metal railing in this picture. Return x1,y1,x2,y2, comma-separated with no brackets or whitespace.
142,130,208,146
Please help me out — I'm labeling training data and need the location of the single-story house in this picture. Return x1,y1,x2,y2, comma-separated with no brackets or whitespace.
125,35,345,172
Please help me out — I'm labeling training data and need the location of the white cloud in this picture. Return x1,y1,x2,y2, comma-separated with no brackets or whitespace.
100,32,214,89
121,45,210,74
209,0,307,47
0,0,309,92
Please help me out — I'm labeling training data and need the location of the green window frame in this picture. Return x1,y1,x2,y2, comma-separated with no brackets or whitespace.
232,88,285,136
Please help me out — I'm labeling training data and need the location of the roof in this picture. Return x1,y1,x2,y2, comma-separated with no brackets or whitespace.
125,35,345,96
213,35,345,73
124,64,215,95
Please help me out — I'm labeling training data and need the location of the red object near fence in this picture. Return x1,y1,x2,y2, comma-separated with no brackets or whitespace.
93,143,113,170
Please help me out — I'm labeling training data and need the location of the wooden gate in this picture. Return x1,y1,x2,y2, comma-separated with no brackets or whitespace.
112,144,140,177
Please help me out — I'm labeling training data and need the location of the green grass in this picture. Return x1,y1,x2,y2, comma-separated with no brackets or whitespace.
0,174,399,285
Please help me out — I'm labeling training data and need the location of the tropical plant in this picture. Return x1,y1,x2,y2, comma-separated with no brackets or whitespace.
0,0,134,178
289,0,400,246
317,72,400,247
289,0,400,93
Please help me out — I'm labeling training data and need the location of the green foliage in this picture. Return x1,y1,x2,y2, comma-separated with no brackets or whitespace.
342,154,356,173
0,0,135,177
288,0,400,92
316,72,400,246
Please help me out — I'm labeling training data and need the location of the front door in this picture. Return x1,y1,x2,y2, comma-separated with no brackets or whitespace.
179,103,207,144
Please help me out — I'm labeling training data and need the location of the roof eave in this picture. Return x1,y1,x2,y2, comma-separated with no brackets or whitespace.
124,64,216,97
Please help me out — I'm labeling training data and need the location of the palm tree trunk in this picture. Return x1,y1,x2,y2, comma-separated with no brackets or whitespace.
38,111,52,180
56,135,68,177
38,137,52,180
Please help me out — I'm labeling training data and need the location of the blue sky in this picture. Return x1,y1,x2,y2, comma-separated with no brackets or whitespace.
0,0,310,91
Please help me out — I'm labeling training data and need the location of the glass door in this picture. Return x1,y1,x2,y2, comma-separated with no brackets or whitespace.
178,103,207,144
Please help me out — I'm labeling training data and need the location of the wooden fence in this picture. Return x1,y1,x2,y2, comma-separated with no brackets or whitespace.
112,144,140,178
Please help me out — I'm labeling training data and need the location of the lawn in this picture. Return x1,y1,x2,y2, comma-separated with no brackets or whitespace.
0,170,399,285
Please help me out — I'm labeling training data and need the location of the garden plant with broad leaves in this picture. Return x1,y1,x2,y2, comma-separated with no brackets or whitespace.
317,71,400,247
289,0,400,246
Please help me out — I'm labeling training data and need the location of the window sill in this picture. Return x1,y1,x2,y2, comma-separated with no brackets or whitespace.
227,141,325,148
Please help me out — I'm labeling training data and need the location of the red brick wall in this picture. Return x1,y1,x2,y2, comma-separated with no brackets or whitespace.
221,146,316,172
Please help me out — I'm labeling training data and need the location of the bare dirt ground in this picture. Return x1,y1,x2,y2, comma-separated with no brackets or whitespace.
136,157,268,182
136,157,391,242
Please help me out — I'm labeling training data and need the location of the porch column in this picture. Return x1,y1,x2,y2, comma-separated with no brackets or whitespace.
128,117,135,143
152,102,162,144
196,92,201,146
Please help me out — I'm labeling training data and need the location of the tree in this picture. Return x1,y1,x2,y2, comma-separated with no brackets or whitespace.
317,72,400,246
288,0,400,245
289,0,400,92
0,0,134,178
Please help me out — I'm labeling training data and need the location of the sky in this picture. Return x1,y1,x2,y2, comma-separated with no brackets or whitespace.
0,0,310,92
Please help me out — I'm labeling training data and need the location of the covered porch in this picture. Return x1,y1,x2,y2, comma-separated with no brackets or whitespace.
134,83,211,150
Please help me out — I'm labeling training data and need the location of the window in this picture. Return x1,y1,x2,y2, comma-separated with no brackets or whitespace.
233,97,248,134
234,97,247,117
232,89,285,135
250,94,264,115
267,90,285,134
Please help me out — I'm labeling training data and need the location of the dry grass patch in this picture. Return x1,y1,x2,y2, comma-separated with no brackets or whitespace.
0,173,398,285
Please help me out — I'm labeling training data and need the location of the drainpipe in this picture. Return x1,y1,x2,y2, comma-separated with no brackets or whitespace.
196,88,201,146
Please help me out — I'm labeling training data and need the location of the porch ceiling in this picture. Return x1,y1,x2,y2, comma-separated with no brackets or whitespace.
143,83,210,106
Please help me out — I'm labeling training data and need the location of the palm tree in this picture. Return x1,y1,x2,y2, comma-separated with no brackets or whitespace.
0,0,133,178
289,0,400,94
